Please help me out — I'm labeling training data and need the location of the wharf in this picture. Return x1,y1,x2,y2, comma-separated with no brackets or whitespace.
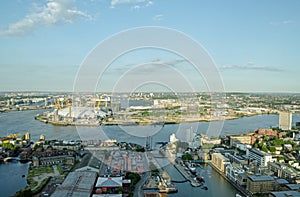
174,164,201,187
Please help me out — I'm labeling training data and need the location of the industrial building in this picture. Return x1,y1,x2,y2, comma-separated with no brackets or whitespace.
51,171,98,197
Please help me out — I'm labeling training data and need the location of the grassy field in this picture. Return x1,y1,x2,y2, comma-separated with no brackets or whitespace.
27,166,54,192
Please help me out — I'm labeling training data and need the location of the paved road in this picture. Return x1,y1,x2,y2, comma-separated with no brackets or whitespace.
134,171,150,197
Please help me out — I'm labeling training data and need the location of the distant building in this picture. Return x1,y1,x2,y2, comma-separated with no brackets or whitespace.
170,134,178,144
110,102,121,113
190,135,201,149
52,171,97,197
225,163,246,187
246,175,275,196
256,128,277,136
229,135,252,147
236,143,252,152
211,153,230,173
32,155,75,167
200,135,221,145
246,148,274,167
268,162,300,182
24,132,30,140
279,112,292,131
225,153,248,166
94,177,131,195
40,134,45,141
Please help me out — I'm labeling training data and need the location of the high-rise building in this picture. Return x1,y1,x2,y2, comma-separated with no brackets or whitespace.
279,112,292,130
25,132,30,140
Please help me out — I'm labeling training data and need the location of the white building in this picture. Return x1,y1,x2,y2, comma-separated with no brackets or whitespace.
247,148,274,167
279,112,292,131
246,148,274,167
170,134,178,144
226,163,246,186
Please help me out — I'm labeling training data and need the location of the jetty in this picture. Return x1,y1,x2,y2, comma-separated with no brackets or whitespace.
174,164,201,187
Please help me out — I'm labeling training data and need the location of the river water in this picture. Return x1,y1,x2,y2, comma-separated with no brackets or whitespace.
0,110,300,196
164,164,238,197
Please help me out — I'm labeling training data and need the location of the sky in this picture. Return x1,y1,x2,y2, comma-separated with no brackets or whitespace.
0,0,300,93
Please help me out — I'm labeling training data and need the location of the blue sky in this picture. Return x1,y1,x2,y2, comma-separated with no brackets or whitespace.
0,0,300,92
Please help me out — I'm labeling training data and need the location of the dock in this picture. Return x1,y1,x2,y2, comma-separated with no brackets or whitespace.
173,164,201,187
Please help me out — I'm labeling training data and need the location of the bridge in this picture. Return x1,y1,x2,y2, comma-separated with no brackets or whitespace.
3,157,20,162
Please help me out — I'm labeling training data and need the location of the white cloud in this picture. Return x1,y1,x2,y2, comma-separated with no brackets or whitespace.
111,0,145,7
0,0,90,36
111,0,153,9
220,62,283,72
153,14,163,21
131,5,141,10
146,1,153,7
269,19,295,26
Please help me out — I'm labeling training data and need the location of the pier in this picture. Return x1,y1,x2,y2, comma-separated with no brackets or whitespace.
173,164,201,187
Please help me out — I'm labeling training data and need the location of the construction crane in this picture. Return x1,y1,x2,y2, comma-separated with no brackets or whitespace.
54,98,62,110
95,99,101,111
66,99,72,117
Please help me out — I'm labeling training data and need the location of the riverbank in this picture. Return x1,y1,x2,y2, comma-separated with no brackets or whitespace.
35,111,272,127
209,162,247,196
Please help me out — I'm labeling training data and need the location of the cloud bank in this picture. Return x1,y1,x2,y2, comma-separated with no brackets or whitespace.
0,0,90,36
220,62,284,72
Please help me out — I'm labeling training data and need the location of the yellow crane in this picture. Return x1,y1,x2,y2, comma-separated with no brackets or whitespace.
95,99,101,110
54,98,62,110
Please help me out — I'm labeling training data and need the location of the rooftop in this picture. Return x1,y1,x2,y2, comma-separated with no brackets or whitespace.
249,148,271,157
269,191,300,197
96,177,123,188
285,184,300,190
275,178,289,185
52,171,97,197
248,175,274,182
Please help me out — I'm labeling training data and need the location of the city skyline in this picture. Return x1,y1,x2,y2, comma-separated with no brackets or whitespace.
0,0,300,92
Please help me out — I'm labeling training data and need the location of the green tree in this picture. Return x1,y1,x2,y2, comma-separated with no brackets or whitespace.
261,145,269,153
182,153,193,161
269,146,276,153
13,187,33,197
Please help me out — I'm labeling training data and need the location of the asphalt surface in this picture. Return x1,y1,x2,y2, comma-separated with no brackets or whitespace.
133,171,150,197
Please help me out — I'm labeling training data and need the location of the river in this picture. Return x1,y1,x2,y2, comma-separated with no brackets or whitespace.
0,110,300,196
0,161,29,197
164,164,238,196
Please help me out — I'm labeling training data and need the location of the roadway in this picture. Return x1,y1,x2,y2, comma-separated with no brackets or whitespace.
133,171,150,197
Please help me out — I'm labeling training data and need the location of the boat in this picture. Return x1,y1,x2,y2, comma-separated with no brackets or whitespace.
196,175,205,183
236,194,242,197
189,166,196,174
201,185,208,190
